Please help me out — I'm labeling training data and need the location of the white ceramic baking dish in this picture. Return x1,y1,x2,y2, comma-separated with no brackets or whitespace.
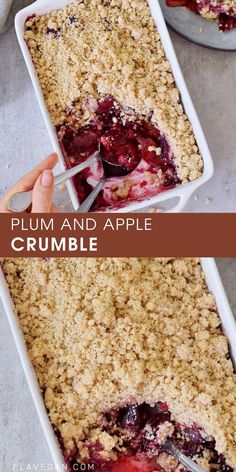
15,0,214,213
0,259,236,471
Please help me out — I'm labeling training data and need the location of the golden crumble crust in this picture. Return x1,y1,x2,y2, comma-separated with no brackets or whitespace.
1,258,236,468
24,0,203,183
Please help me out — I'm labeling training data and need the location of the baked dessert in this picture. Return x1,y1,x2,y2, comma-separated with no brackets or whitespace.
166,0,236,31
2,258,236,471
24,0,203,211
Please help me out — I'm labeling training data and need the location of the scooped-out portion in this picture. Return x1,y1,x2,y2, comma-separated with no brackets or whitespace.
57,96,181,211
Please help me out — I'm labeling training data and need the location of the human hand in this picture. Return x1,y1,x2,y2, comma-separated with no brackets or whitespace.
0,153,58,213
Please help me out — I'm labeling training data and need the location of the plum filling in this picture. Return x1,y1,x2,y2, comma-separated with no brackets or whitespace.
45,27,61,38
166,0,236,31
57,96,181,211
218,13,236,31
58,402,233,472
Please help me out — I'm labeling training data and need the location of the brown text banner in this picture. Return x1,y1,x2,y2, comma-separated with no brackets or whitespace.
0,214,235,257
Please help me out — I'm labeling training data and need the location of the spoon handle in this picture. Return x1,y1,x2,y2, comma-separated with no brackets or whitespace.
54,152,99,186
178,453,207,472
164,441,207,472
77,179,105,213
7,153,99,212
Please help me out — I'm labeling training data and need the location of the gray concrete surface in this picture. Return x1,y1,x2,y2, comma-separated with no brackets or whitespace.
0,26,236,211
0,259,236,471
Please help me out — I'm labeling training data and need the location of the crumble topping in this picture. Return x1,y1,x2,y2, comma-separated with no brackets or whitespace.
196,0,236,20
1,258,236,469
24,0,203,183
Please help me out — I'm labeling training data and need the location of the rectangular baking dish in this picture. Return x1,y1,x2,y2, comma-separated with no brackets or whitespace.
15,0,214,213
0,258,236,471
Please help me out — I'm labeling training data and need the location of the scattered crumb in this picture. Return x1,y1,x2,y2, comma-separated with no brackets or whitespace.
58,183,66,191
205,197,213,205
148,207,164,213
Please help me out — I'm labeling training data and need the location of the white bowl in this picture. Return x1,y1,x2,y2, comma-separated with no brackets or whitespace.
15,0,214,212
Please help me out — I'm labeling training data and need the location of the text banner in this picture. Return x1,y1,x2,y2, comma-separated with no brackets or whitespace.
0,214,235,257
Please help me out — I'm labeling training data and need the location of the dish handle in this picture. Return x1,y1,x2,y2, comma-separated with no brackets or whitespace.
157,186,195,213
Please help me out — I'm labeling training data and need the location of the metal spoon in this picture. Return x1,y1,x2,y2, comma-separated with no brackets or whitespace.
7,152,100,212
76,157,134,213
162,439,207,472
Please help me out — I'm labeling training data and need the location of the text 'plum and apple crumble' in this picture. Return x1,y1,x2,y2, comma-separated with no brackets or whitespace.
24,0,203,210
2,258,236,471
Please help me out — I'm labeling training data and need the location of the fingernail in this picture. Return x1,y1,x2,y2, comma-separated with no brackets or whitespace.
41,170,53,188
